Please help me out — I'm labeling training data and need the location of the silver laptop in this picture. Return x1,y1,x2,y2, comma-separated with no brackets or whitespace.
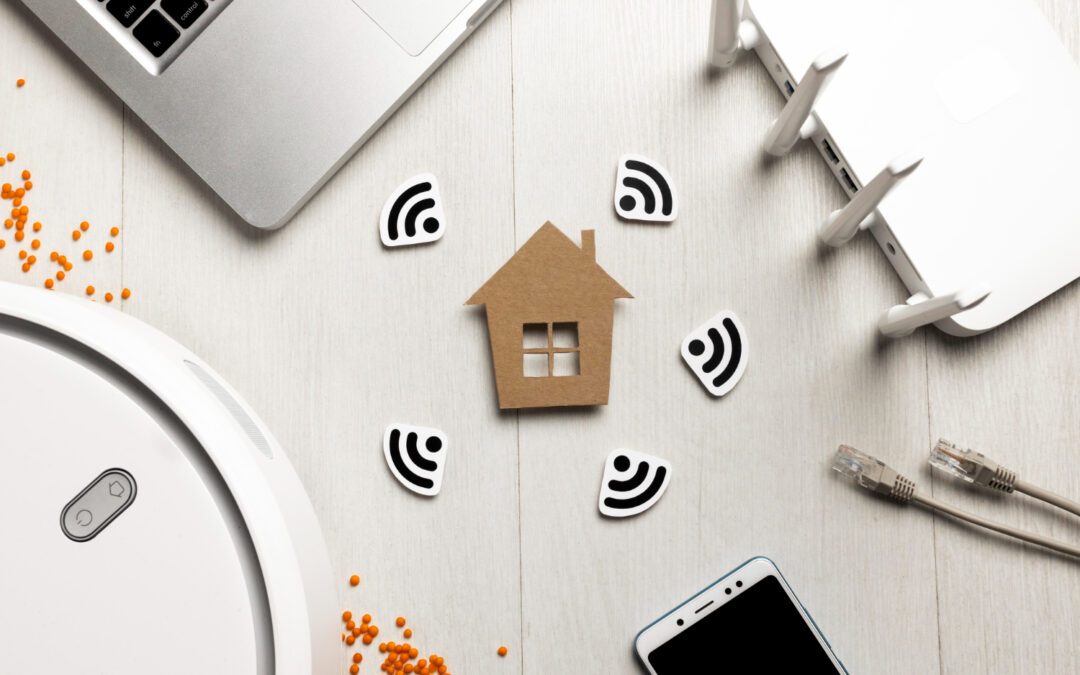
20,0,504,229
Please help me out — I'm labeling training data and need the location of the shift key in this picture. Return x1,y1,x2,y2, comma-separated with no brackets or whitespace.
106,0,154,28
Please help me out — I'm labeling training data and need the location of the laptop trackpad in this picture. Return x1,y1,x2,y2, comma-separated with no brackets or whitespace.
353,0,473,56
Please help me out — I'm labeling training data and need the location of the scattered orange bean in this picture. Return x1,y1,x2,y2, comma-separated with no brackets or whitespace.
396,617,406,628
342,611,353,622
21,170,30,181
21,262,30,273
18,250,26,260
23,181,32,190
0,240,5,249
110,226,120,237
349,666,358,675
31,239,40,250
121,288,131,300
82,250,92,261
105,292,114,303
86,285,95,296
63,261,72,271
56,271,65,281
32,221,41,232
105,241,115,253
352,653,363,664
72,230,81,241
44,278,53,290
404,629,412,639
349,575,360,587
362,635,373,646
346,635,356,646
346,620,356,631
15,231,24,242
16,79,25,88
362,614,372,624
497,646,508,657
6,153,14,162
27,255,35,264
80,221,90,232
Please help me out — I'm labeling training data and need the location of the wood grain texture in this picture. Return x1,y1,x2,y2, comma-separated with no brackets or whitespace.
0,1,1078,673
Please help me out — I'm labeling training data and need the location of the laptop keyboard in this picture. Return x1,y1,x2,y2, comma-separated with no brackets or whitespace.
84,0,231,75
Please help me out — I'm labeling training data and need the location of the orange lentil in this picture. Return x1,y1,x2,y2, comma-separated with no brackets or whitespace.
83,250,93,261
31,239,40,250
342,611,353,622
15,188,25,198
121,288,131,300
18,250,26,260
367,625,379,637
110,226,120,237
353,653,363,664
50,251,58,261
396,617,406,628
3,219,10,229
352,627,363,638
21,170,30,181
44,278,54,290
346,620,356,631
379,643,388,653
86,285,95,296
72,230,81,241
80,221,90,232
6,153,14,162
12,197,21,207
0,240,5,249
0,157,5,166
14,230,24,242
56,271,65,281
21,262,30,273
27,255,35,264
497,646,508,657
15,220,24,231
362,614,372,624
349,666,359,675
32,222,41,232
362,635,373,646
349,575,360,587
105,241,115,253
403,629,412,639
105,292,114,303
16,79,25,88
63,261,72,271
18,206,27,216
346,635,356,646
23,181,32,190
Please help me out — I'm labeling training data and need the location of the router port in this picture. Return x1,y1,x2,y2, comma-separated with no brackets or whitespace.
783,80,795,96
821,138,840,164
839,168,858,193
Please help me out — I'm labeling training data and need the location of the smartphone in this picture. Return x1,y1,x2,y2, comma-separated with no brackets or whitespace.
634,557,846,674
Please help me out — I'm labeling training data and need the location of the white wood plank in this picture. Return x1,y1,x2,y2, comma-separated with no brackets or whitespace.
510,1,939,672
118,4,520,673
0,3,122,300
927,6,1080,674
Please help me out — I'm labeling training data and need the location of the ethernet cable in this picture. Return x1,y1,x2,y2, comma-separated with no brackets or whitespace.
831,444,1080,559
929,439,1080,518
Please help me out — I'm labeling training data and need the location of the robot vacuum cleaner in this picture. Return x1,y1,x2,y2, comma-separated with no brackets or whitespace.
0,281,336,674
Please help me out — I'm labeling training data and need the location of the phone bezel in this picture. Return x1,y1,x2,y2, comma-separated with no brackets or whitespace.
633,557,846,674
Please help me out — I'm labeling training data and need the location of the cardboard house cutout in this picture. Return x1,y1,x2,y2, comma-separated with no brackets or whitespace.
466,222,632,409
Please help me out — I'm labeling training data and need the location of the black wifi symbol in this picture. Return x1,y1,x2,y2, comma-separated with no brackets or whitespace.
387,428,443,490
386,180,441,242
687,317,743,390
619,159,674,217
603,454,668,511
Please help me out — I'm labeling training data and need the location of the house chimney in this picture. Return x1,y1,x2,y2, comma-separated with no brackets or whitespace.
580,230,596,260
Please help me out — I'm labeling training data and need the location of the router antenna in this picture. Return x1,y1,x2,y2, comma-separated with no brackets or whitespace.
879,287,991,338
763,50,847,156
707,0,759,68
820,153,923,247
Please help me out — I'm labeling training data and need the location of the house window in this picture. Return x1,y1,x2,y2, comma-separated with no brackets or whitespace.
523,322,580,377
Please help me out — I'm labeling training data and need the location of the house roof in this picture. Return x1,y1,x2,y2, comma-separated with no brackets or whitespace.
466,222,632,306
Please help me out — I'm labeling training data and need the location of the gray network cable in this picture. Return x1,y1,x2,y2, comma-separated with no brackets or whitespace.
831,442,1080,559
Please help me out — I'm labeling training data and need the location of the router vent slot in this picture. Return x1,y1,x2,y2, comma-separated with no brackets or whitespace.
185,360,273,459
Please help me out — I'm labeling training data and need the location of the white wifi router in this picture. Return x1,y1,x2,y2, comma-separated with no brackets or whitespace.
379,173,446,247
598,449,672,518
383,424,447,497
681,310,748,398
614,154,678,223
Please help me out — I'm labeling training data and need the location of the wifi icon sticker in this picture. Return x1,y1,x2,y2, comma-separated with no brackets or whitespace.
613,154,678,223
681,310,748,398
383,424,447,497
598,449,672,518
379,173,446,247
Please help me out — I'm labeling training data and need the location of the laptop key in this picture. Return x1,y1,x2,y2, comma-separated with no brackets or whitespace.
133,11,181,58
160,0,208,29
106,0,154,28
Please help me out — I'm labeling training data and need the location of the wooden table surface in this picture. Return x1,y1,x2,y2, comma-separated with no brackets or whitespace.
3,1,1079,672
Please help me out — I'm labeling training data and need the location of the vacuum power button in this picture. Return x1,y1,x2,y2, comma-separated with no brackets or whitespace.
60,469,137,542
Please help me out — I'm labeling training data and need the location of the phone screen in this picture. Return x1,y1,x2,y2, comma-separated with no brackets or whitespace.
646,574,839,673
